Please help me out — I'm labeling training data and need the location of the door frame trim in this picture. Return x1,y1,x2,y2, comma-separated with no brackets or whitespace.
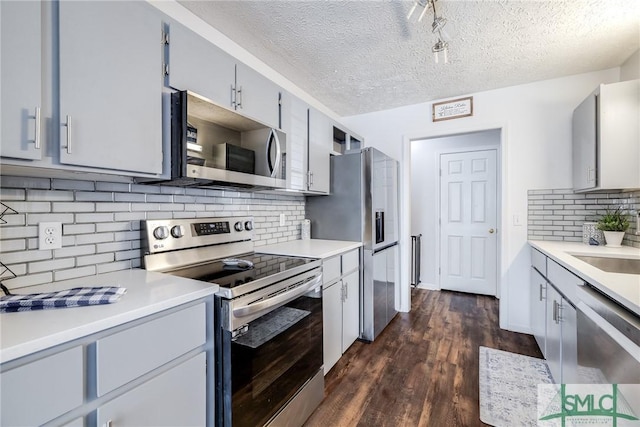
400,121,509,330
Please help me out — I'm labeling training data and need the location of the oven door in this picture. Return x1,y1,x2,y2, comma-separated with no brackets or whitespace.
216,276,323,427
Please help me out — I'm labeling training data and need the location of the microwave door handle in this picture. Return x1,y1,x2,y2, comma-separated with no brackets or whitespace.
272,129,282,178
265,129,282,178
266,129,275,175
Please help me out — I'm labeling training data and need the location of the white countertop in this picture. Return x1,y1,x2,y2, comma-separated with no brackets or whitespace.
259,239,362,259
0,269,217,364
529,240,640,315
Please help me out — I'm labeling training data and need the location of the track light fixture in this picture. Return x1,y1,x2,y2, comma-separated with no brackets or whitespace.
407,0,450,64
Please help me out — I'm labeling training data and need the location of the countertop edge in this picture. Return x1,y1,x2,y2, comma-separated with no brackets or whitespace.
259,239,363,259
528,240,640,316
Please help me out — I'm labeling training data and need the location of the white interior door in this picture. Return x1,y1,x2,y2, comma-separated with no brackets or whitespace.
439,150,497,295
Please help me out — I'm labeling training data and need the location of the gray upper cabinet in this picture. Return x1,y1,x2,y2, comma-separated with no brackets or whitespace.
572,79,640,192
0,1,42,160
168,23,236,110
308,107,332,194
168,23,280,129
58,1,163,174
571,93,597,191
235,61,281,128
281,93,309,191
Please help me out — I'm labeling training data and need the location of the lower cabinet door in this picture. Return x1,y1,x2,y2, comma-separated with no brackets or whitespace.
342,270,360,353
530,267,547,356
322,280,342,375
560,300,578,384
546,286,562,383
97,353,206,427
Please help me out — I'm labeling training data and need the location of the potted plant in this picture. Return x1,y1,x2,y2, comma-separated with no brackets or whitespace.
596,207,629,247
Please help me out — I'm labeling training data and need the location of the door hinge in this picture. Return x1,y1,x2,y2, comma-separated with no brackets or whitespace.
439,169,442,177
438,267,441,275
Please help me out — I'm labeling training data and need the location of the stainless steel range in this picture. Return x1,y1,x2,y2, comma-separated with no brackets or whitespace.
142,217,324,427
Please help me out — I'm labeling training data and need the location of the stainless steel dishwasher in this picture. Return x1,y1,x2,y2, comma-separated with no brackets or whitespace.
576,283,640,412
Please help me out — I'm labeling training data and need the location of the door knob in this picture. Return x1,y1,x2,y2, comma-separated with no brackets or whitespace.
489,228,495,234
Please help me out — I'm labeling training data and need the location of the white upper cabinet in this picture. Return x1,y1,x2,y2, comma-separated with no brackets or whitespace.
168,23,280,129
235,61,281,128
168,23,236,110
58,1,163,175
0,1,43,160
572,79,640,192
308,107,332,194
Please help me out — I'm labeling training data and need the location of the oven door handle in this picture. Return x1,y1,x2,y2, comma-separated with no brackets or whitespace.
233,273,322,319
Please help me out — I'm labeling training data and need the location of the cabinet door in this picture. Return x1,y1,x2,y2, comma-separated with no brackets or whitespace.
560,300,577,384
546,286,562,383
572,93,597,191
281,93,308,191
342,270,360,353
97,353,206,427
308,107,331,193
168,22,235,108
235,62,280,128
59,1,163,174
0,0,42,160
322,280,342,375
530,267,547,356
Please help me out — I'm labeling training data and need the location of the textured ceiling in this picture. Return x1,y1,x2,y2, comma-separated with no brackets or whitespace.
178,0,640,116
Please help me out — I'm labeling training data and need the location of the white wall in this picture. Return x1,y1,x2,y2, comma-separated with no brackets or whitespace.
621,48,640,80
343,68,620,333
411,130,500,289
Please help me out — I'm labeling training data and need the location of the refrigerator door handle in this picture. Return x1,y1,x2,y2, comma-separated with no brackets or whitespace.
375,211,384,244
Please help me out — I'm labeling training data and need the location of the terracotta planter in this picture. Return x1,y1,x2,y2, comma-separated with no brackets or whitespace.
602,231,625,248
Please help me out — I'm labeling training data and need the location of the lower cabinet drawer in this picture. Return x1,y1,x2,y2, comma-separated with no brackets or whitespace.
547,259,583,303
96,302,206,396
342,249,360,273
1,346,83,426
97,353,206,427
323,256,341,284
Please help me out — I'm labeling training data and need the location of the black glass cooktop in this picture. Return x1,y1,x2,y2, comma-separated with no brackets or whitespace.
166,253,315,289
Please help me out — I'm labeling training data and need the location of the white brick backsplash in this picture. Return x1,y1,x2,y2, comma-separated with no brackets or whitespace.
75,213,114,223
76,253,115,267
0,239,26,253
64,223,96,235
1,175,305,290
0,226,38,239
27,190,74,201
54,266,96,281
29,258,75,274
52,179,95,191
76,233,114,245
76,191,114,202
528,189,640,248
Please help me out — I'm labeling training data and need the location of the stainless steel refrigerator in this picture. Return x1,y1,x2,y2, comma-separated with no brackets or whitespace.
306,147,399,341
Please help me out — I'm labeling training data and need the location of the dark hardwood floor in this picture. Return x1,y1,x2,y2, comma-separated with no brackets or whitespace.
304,288,542,427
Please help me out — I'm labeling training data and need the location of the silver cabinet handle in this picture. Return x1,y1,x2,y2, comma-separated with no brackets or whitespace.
344,281,348,300
552,300,557,323
34,107,41,149
105,421,113,427
539,283,544,301
62,115,72,154
237,86,243,108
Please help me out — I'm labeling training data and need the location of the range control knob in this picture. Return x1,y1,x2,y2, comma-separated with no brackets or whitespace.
153,226,169,240
234,221,244,232
244,221,253,231
171,225,185,238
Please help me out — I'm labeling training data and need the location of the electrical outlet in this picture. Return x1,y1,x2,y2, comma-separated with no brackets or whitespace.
279,213,286,226
39,222,62,249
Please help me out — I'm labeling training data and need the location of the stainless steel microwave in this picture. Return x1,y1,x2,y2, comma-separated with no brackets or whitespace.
157,91,286,189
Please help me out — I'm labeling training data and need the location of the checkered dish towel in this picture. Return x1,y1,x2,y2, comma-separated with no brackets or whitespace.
0,287,126,313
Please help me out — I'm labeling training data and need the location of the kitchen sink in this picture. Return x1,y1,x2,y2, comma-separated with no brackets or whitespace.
573,255,640,275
